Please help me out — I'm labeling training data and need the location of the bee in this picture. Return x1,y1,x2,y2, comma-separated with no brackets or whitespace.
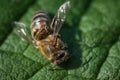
14,1,70,65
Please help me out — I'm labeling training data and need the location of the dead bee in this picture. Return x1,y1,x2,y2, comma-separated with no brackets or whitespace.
14,1,70,65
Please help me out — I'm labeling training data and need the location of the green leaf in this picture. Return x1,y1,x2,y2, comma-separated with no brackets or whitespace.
0,0,120,80
0,0,35,45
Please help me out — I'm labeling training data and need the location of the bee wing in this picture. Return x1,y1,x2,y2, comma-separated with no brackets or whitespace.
14,21,38,48
51,1,70,34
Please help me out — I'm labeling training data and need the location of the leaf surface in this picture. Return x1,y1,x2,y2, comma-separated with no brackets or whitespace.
0,0,120,80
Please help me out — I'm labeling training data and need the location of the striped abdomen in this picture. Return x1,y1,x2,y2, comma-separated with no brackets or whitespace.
31,10,52,40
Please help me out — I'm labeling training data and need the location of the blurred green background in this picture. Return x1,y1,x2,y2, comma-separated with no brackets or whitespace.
0,0,120,80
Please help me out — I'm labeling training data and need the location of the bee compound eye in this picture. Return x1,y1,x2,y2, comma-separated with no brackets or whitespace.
56,51,65,60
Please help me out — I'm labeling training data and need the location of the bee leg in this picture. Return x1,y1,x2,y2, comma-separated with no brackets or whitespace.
53,35,57,46
51,34,61,47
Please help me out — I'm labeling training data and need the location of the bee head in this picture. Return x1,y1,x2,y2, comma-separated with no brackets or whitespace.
51,50,69,65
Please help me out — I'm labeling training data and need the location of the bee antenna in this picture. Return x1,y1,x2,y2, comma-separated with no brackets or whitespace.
47,64,65,71
48,67,64,71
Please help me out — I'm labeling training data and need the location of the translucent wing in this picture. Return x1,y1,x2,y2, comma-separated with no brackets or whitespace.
14,21,38,48
51,1,70,34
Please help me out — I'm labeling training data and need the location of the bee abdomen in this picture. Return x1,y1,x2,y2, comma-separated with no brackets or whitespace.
33,10,50,21
31,10,51,40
